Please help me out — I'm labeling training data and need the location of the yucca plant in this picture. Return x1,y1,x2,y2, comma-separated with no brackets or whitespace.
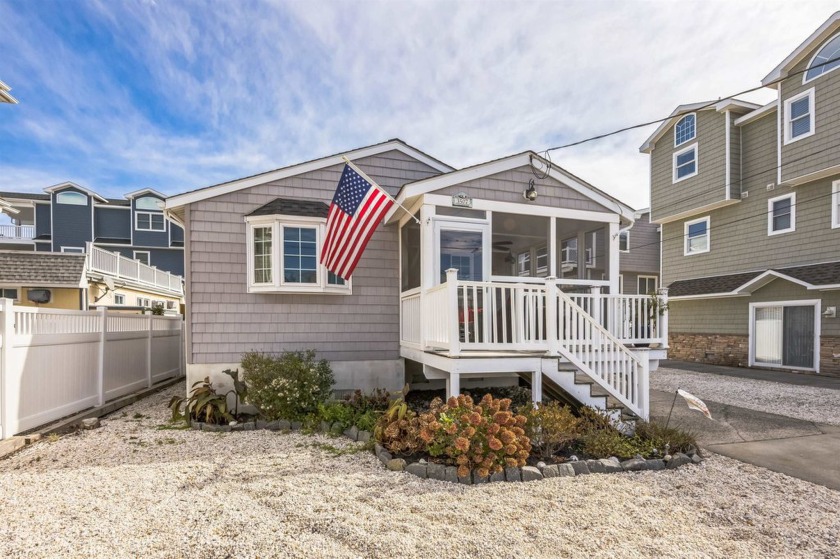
169,377,234,425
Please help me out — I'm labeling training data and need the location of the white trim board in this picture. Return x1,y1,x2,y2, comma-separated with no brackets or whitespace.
166,140,454,209
762,12,840,85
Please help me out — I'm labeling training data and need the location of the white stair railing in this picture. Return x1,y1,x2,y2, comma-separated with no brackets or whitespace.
548,280,649,419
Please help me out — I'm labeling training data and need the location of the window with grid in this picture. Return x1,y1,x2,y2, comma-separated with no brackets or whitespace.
674,114,696,146
283,226,317,284
253,226,273,284
673,144,697,181
136,211,165,231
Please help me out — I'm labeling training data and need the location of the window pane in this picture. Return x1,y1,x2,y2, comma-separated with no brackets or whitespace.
491,212,548,277
675,114,695,146
135,196,162,210
151,214,165,230
253,226,272,284
806,35,840,80
400,215,421,291
790,97,810,119
676,150,695,166
440,229,483,282
283,226,317,284
328,271,345,285
791,116,811,137
688,221,706,237
56,191,87,205
619,232,629,251
137,214,150,228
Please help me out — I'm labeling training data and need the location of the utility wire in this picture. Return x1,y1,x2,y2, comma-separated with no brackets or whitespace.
539,54,840,154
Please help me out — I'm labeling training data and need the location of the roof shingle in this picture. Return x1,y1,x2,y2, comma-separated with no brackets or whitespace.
247,198,330,218
0,251,86,286
668,261,840,297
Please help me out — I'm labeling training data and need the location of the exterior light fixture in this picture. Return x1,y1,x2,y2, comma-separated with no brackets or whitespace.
523,179,538,201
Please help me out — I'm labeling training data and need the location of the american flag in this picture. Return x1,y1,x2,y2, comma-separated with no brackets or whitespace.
321,163,394,280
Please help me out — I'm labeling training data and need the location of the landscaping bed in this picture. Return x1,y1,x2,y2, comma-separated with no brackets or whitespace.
176,351,700,485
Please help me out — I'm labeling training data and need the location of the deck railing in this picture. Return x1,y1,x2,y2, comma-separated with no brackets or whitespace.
87,243,183,296
0,224,35,240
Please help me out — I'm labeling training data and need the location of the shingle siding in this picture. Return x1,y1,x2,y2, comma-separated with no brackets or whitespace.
50,188,92,251
780,41,840,182
95,207,131,241
651,110,728,222
185,150,442,365
435,166,612,213
619,213,659,275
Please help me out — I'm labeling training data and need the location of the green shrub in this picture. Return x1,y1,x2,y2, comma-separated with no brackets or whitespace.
241,350,334,421
634,421,698,455
318,401,356,430
519,401,581,459
353,410,379,432
420,394,531,478
343,388,391,415
169,377,233,425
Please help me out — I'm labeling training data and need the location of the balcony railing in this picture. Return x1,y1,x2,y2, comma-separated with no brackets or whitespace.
87,243,183,296
0,224,35,240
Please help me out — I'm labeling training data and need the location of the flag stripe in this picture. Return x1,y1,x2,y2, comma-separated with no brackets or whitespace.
320,163,394,280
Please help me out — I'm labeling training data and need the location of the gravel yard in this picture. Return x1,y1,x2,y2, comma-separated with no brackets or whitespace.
651,367,840,426
1,385,838,559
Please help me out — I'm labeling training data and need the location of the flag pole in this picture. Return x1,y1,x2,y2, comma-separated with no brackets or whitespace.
665,388,679,431
342,156,421,224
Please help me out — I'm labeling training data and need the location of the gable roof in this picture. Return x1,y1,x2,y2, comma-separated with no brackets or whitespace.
668,261,840,298
247,198,330,218
125,188,166,200
392,151,635,222
44,181,108,203
0,80,17,104
762,11,840,85
0,251,87,288
639,99,761,154
165,139,454,210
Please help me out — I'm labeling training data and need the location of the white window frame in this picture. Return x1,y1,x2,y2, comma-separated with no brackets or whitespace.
748,300,820,372
673,113,696,147
767,192,796,236
672,143,698,183
832,180,840,229
619,231,629,252
637,275,658,295
135,211,166,232
1,288,19,301
783,88,815,145
60,246,85,253
133,250,150,265
684,216,710,256
245,215,351,295
114,293,125,305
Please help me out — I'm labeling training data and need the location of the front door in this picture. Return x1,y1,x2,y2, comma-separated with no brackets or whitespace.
752,303,817,370
433,219,489,284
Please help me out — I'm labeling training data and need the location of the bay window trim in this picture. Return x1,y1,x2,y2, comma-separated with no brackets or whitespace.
245,215,351,294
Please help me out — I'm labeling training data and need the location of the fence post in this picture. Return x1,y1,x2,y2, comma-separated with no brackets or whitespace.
656,287,669,348
445,268,460,357
0,299,13,439
97,306,107,406
147,314,153,388
545,277,559,356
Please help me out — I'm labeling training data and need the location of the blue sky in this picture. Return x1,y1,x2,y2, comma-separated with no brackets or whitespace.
1,0,837,209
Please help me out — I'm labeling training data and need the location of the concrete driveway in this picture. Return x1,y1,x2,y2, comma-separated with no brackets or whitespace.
650,387,840,491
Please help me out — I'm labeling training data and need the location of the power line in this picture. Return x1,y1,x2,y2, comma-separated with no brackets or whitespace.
540,55,840,154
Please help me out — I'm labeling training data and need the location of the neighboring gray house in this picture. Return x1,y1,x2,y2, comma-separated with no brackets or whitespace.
0,80,17,104
641,12,840,376
167,139,668,420
619,209,660,295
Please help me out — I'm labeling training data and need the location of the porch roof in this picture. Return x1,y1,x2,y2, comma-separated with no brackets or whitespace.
247,197,329,218
0,251,86,287
668,261,840,298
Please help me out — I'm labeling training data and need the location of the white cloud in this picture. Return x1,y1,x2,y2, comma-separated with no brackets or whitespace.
1,0,837,209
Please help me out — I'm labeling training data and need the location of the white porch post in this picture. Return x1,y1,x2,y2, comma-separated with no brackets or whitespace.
446,268,461,357
447,372,461,398
96,306,107,406
608,221,620,294
531,370,543,404
0,299,12,439
420,204,435,350
657,287,669,348
545,276,559,356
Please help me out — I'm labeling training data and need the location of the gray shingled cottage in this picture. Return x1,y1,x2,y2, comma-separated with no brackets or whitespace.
166,140,668,420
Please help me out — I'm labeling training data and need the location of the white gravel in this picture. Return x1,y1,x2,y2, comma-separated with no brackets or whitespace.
1,384,838,558
651,367,840,426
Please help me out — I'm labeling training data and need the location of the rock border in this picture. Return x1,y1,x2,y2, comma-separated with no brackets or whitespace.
189,419,701,484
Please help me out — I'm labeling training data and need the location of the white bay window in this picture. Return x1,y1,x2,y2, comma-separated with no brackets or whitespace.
246,216,350,294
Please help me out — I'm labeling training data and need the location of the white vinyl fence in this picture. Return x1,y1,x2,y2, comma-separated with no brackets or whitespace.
0,299,184,439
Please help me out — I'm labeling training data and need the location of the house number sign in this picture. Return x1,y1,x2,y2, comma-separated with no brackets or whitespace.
451,192,473,208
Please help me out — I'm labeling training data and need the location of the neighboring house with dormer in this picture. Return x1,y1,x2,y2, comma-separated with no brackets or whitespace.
641,12,840,376
0,183,184,311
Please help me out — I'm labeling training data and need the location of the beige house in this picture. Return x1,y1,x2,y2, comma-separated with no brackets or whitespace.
641,12,840,376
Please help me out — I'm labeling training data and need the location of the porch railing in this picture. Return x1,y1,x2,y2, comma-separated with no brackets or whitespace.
87,243,183,296
0,224,35,240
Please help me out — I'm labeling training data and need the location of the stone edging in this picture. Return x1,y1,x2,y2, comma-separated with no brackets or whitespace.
374,443,703,484
190,419,702,484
